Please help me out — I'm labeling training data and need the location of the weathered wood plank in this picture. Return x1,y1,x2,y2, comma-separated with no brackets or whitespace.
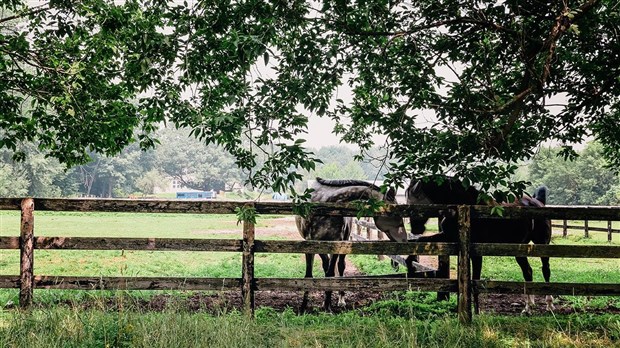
32,276,241,290
4,275,619,298
0,237,19,249
8,236,620,260
551,224,620,233
472,244,620,258
20,198,34,308
255,240,459,256
474,280,620,296
35,237,242,251
4,198,620,221
0,275,18,289
254,278,457,292
473,205,620,221
0,198,448,217
0,198,21,210
457,205,472,324
3,237,243,251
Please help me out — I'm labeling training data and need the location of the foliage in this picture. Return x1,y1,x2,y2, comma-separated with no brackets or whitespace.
0,146,74,197
528,142,620,205
0,1,169,165
135,169,168,196
0,162,29,197
235,205,257,225
154,127,244,192
314,161,365,180
3,1,620,200
313,145,388,181
352,197,386,219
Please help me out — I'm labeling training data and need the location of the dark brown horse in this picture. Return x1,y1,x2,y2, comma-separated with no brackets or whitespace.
406,176,553,314
296,178,407,311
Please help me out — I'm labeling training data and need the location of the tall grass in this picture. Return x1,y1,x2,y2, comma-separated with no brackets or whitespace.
1,301,619,347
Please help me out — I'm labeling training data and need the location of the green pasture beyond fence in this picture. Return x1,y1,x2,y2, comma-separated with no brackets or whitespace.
1,198,620,323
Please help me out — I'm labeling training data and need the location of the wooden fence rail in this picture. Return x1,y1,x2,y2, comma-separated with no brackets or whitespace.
551,220,619,241
1,198,620,324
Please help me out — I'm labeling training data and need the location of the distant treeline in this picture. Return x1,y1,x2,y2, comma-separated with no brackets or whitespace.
1,130,617,205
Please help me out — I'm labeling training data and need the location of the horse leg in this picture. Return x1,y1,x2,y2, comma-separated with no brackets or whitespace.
323,253,339,311
405,255,419,277
541,256,555,311
336,254,347,307
320,254,330,274
515,256,535,314
471,256,483,314
300,253,314,312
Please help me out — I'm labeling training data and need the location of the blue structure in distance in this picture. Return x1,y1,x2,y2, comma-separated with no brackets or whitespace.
176,191,217,199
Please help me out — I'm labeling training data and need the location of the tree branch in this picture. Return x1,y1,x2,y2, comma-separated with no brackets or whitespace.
485,0,601,150
0,5,48,25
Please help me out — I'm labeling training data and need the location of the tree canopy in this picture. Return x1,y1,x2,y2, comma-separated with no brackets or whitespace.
2,1,619,201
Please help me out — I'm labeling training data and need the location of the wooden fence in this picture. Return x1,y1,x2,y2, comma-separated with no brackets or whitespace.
552,219,620,241
1,198,620,323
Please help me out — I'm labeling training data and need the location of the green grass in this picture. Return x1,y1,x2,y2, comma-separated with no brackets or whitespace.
1,302,619,347
0,210,283,238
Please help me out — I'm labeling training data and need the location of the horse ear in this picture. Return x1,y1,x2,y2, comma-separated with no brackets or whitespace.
385,187,396,202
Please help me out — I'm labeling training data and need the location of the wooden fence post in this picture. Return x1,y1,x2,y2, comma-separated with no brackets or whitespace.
241,205,256,317
584,219,589,238
20,198,35,308
457,205,472,324
608,221,613,242
563,219,568,237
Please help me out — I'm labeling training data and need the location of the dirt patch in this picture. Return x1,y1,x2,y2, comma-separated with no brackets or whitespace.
101,290,619,317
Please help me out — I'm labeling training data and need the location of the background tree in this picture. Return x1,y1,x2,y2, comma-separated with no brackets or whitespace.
2,1,619,200
135,169,168,196
0,162,29,197
154,127,244,192
74,144,150,197
528,142,619,205
0,145,76,197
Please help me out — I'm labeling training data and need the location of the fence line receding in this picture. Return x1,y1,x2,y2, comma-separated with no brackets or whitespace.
1,198,620,323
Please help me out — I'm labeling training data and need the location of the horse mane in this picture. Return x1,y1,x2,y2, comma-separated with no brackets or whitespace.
533,186,548,205
315,177,381,191
410,176,479,205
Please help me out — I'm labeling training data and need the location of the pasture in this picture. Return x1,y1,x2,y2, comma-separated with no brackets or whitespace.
1,210,620,347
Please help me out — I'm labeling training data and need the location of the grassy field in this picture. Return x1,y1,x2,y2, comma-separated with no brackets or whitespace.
1,210,620,347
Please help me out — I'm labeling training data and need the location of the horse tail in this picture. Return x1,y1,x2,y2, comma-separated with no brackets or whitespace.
316,177,381,191
533,186,548,205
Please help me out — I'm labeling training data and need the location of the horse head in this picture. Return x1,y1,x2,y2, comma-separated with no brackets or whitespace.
311,178,407,243
373,186,409,243
406,176,479,234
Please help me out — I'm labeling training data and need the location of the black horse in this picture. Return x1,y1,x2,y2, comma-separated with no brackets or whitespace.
406,176,553,314
296,178,408,311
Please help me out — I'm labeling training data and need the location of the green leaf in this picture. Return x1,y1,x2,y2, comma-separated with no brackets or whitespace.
490,206,504,217
235,206,257,225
